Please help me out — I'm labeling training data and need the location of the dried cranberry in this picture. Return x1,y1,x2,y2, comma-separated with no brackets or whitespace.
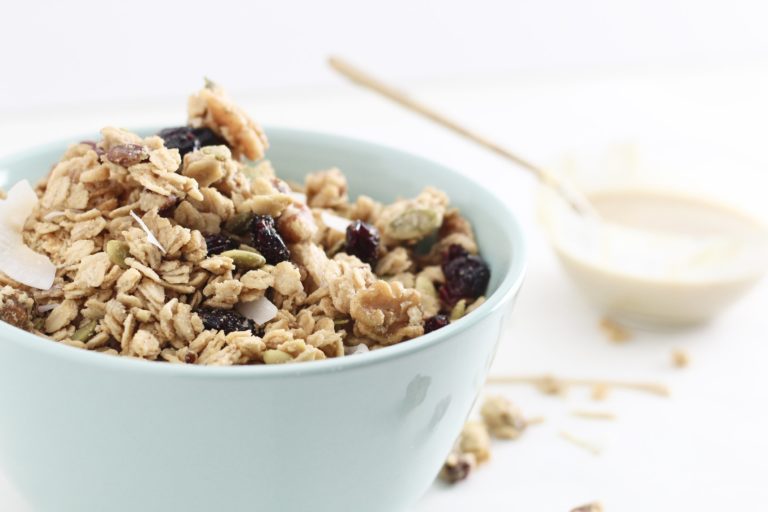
204,233,238,256
157,126,199,158
440,244,490,307
345,220,380,265
443,244,469,265
424,314,450,334
192,127,227,148
158,126,229,160
197,307,256,334
249,215,290,265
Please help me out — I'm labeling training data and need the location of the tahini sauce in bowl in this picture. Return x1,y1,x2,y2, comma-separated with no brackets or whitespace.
542,186,768,327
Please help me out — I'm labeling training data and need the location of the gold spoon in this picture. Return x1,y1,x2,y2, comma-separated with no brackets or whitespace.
328,56,597,217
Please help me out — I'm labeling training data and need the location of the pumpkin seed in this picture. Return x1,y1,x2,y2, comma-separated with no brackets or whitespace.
224,212,253,235
238,244,260,253
387,208,442,240
72,320,98,342
220,249,266,270
106,240,130,268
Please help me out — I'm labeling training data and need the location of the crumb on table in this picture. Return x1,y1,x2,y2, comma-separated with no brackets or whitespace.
671,348,690,368
571,502,604,512
599,317,632,343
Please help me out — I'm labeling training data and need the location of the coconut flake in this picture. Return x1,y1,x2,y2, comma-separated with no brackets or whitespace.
37,303,59,314
0,180,56,290
42,210,66,222
344,344,370,356
129,210,166,254
3,180,38,230
321,211,353,233
237,296,278,326
289,192,307,204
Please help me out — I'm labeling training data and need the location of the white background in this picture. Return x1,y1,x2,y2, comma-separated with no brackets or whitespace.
2,1,768,511
2,0,768,111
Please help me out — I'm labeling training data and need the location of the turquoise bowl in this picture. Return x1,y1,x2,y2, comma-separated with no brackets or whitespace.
0,128,526,512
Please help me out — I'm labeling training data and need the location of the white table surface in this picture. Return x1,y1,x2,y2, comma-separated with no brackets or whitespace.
1,65,767,511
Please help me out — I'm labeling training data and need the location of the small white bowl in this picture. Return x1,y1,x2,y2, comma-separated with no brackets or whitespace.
540,140,768,327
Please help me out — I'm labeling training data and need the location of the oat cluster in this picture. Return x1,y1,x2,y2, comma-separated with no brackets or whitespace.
0,82,489,366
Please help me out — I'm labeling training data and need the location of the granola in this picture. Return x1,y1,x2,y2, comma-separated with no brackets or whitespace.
0,82,491,366
480,394,528,440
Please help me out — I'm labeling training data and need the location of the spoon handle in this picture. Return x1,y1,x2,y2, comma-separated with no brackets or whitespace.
328,56,595,216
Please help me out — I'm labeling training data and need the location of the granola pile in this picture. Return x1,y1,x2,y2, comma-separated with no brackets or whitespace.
0,82,490,365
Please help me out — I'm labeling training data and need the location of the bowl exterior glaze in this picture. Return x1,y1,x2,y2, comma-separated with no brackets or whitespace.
553,246,761,327
0,128,525,512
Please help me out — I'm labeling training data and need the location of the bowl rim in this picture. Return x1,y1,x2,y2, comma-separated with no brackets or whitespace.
0,126,527,379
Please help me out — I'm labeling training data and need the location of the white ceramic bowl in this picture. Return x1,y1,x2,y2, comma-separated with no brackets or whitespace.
0,128,526,512
540,140,768,327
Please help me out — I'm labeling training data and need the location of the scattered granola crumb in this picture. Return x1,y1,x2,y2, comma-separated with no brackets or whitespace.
536,375,567,395
591,383,610,401
671,348,690,368
571,502,604,512
438,451,477,484
559,431,602,456
571,410,616,421
487,374,669,398
441,396,541,485
480,395,527,439
599,317,632,343
458,421,491,463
